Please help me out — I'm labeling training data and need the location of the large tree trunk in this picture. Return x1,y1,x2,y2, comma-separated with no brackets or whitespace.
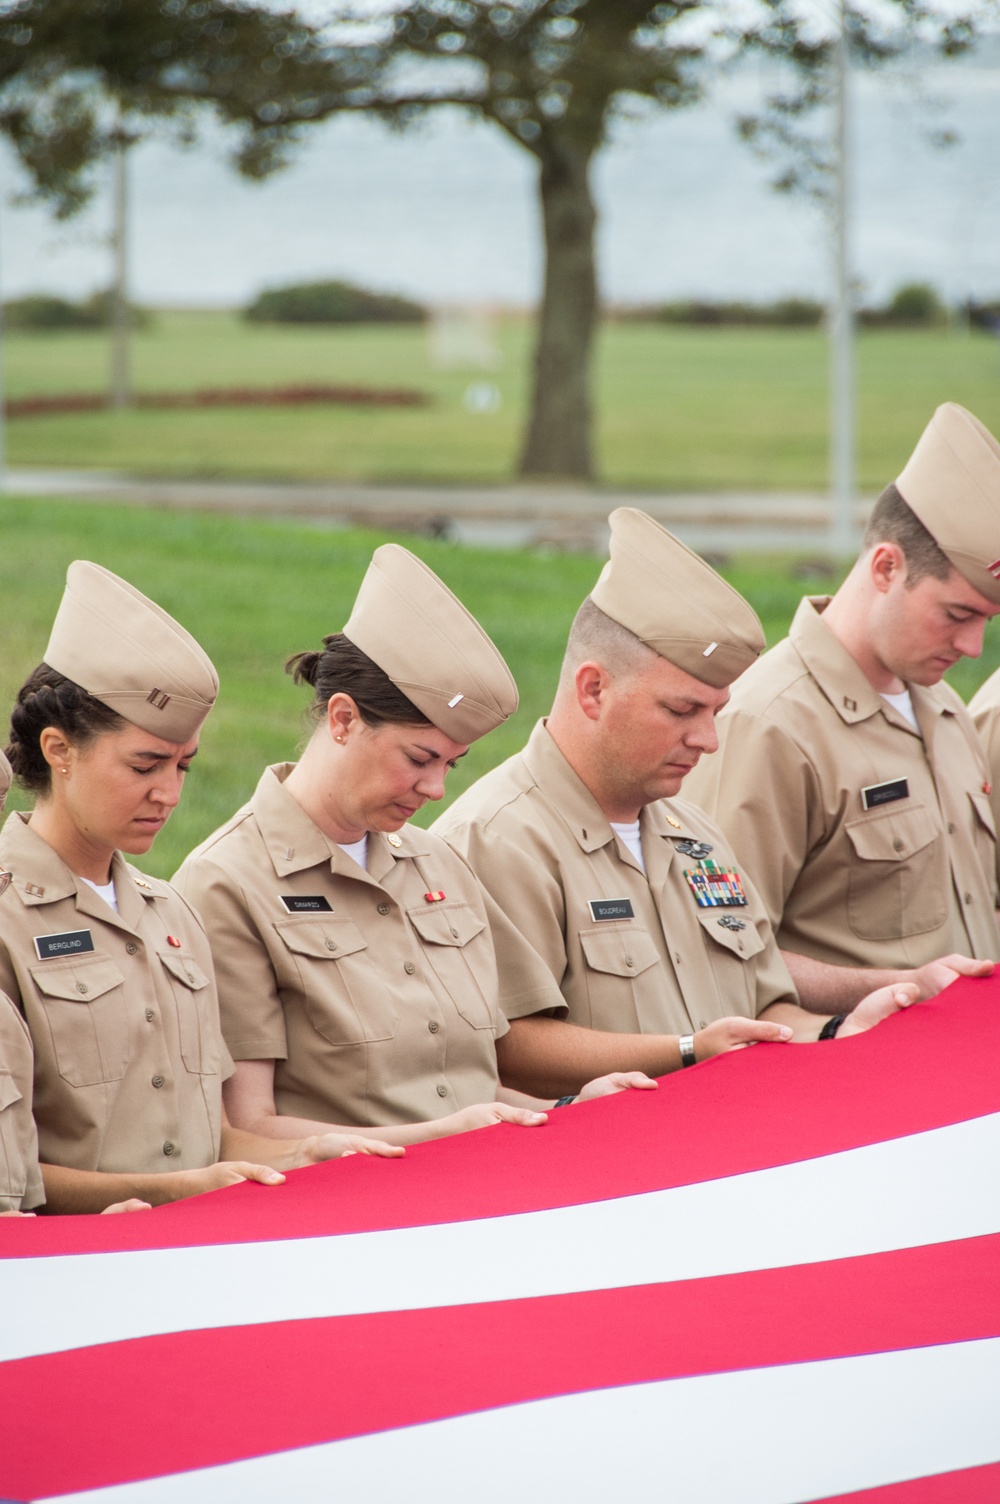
519,138,597,480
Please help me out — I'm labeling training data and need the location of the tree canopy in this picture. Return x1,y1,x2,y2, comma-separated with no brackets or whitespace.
1,0,990,475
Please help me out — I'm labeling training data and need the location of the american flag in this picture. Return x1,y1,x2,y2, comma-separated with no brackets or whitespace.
2,978,999,1502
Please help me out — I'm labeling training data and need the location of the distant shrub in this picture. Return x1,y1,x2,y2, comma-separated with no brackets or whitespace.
3,291,151,331
245,279,426,325
859,282,946,329
966,299,1000,334
79,290,152,329
613,298,823,327
4,295,100,330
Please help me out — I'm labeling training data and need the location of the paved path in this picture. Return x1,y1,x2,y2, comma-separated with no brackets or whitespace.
5,467,872,555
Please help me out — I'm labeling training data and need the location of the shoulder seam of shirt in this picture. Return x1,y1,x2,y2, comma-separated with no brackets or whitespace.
180,803,257,861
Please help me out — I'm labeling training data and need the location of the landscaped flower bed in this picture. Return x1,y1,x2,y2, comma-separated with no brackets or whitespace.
5,384,431,418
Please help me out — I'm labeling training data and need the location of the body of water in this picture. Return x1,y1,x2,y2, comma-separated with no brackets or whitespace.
1,59,996,308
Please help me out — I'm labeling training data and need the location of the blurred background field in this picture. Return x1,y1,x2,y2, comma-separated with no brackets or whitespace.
5,310,1000,490
3,497,999,878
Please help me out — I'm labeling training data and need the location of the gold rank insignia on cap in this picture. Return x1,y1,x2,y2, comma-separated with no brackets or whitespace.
44,561,219,743
342,544,518,744
896,404,1000,606
591,509,764,689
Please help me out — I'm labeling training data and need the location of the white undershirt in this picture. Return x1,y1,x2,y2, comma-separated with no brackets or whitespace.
336,834,370,872
881,688,919,732
81,876,119,913
610,819,646,875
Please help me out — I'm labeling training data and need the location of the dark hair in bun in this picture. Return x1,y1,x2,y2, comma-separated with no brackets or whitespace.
286,633,430,728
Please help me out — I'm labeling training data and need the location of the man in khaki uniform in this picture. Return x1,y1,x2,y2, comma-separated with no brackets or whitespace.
969,669,1000,884
436,508,909,1057
685,403,1000,1011
0,750,44,1216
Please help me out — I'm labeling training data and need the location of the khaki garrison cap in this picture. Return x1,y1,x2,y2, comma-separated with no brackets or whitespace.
896,403,1000,606
591,508,765,689
342,544,518,744
44,561,219,742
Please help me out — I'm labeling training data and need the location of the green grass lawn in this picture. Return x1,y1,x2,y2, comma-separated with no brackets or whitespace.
5,310,1000,489
2,497,998,878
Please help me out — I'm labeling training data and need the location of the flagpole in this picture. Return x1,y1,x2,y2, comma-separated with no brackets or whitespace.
828,0,855,558
110,130,130,410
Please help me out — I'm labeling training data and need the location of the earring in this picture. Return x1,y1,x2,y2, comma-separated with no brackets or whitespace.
334,735,345,744
60,767,69,776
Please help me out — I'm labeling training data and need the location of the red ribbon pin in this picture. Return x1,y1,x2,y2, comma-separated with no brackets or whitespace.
424,891,446,903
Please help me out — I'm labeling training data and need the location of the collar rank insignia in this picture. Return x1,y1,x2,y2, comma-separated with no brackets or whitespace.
387,833,403,848
665,815,682,830
676,839,713,860
424,891,446,903
683,859,748,908
133,876,152,891
717,914,747,932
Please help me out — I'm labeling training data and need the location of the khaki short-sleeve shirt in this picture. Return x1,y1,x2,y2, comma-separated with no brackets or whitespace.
969,668,1000,887
0,814,232,1176
433,722,796,1034
0,992,43,1211
173,764,561,1130
684,597,999,969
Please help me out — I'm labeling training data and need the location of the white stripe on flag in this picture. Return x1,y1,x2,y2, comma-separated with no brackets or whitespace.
6,1112,999,1364
43,1337,1000,1504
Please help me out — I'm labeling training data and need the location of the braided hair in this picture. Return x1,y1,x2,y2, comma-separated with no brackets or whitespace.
7,664,125,795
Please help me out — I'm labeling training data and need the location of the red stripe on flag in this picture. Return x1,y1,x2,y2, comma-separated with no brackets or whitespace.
3,981,1000,1260
3,1234,998,1499
813,1459,1000,1502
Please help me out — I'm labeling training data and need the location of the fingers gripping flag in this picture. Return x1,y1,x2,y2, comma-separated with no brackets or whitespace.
2,980,1000,1503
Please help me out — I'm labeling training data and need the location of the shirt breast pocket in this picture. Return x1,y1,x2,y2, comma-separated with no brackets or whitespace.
28,956,129,1086
579,924,660,980
407,903,496,1030
158,950,221,1076
578,925,661,1031
274,919,398,1045
844,803,946,940
692,909,767,963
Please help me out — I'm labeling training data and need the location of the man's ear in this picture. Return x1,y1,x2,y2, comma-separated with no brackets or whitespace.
869,541,906,595
575,660,612,723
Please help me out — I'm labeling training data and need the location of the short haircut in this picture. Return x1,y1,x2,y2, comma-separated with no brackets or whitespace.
863,483,951,586
559,597,657,690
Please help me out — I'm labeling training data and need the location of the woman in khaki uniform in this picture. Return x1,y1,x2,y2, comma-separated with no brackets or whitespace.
0,750,44,1217
175,545,655,1143
1,561,399,1214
